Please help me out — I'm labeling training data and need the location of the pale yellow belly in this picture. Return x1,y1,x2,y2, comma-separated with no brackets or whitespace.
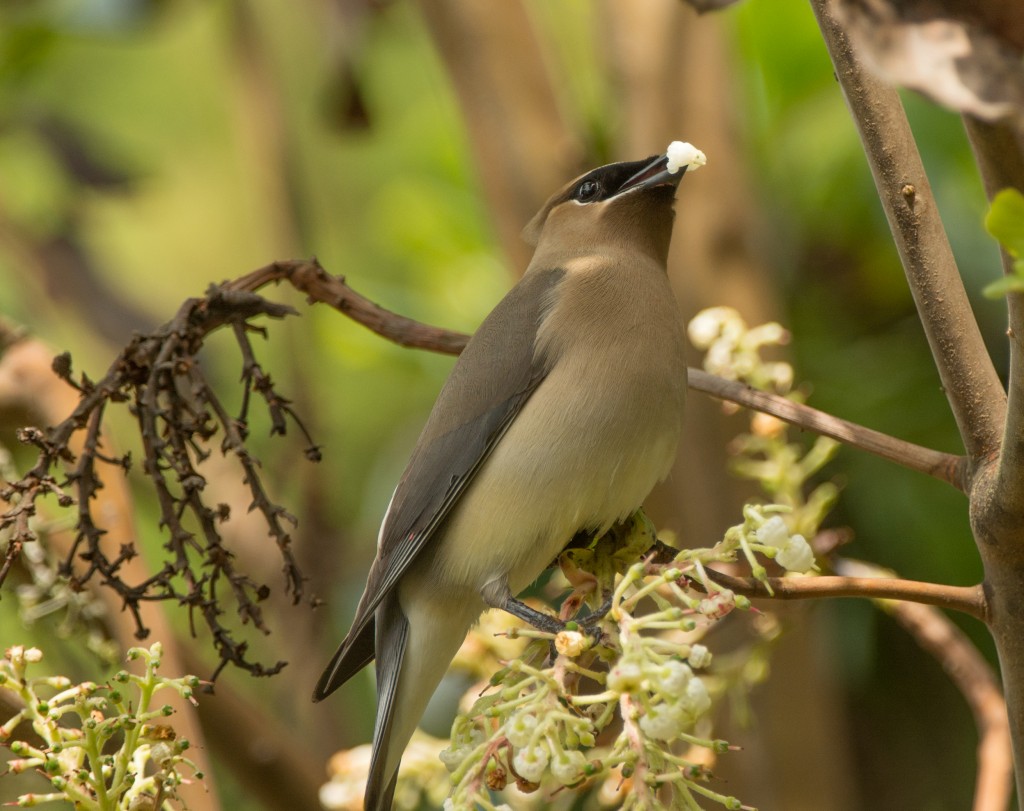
424,361,683,597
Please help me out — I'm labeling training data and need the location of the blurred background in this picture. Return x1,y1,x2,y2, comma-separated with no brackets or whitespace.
0,0,1005,809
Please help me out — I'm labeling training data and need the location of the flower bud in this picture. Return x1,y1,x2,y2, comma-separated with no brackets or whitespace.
777,535,814,573
606,660,643,694
688,644,712,669
554,630,587,657
651,660,692,699
551,750,587,786
755,516,789,548
639,703,685,741
512,745,549,783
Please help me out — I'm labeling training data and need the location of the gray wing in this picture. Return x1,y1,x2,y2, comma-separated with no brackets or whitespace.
313,267,564,700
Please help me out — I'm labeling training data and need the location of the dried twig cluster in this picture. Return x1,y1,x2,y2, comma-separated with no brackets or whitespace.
1,281,322,677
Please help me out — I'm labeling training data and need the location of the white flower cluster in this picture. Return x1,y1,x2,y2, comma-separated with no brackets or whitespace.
438,714,489,781
714,505,818,582
688,306,793,393
502,705,594,786
438,666,597,810
754,515,815,574
611,649,712,744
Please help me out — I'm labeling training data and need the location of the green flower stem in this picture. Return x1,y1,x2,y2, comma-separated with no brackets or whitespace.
685,777,751,810
507,660,562,692
57,775,98,809
736,533,770,593
620,571,683,614
489,687,545,715
692,561,723,593
668,581,704,611
563,661,607,682
569,690,618,706
81,721,110,809
449,739,492,785
677,731,728,752
628,606,686,626
611,563,646,619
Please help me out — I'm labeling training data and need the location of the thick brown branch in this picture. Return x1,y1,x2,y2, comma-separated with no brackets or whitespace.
810,0,1007,464
687,368,966,490
701,566,988,621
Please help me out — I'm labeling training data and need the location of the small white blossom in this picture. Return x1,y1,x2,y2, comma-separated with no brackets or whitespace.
688,644,712,669
704,341,735,378
684,676,711,717
744,322,788,346
688,310,725,348
606,659,644,694
776,534,815,573
513,744,549,783
651,660,693,698
639,702,686,741
770,362,795,391
439,745,467,772
23,648,43,663
755,515,789,548
550,749,588,786
505,711,538,748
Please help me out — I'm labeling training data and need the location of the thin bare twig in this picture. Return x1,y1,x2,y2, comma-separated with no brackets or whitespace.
687,368,966,490
227,260,472,354
700,566,988,621
810,0,1007,464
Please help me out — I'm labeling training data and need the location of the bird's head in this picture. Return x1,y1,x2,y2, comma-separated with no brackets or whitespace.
522,149,696,266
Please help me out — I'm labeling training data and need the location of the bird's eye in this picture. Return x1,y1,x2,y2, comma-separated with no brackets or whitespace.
574,180,601,202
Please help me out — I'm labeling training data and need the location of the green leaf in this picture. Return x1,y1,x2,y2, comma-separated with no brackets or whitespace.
984,188,1024,258
982,274,1024,299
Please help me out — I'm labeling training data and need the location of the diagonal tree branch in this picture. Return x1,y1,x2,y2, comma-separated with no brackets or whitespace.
687,368,966,490
810,0,1007,465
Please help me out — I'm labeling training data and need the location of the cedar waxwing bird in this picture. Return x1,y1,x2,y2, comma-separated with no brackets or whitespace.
314,142,706,811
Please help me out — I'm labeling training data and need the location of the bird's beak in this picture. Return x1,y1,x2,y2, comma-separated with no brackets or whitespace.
616,154,685,196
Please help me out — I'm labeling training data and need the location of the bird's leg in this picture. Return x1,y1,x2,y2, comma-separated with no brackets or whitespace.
480,578,565,635
578,590,613,634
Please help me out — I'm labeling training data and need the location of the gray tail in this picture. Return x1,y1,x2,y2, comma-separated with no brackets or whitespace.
365,598,410,811
312,617,376,702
